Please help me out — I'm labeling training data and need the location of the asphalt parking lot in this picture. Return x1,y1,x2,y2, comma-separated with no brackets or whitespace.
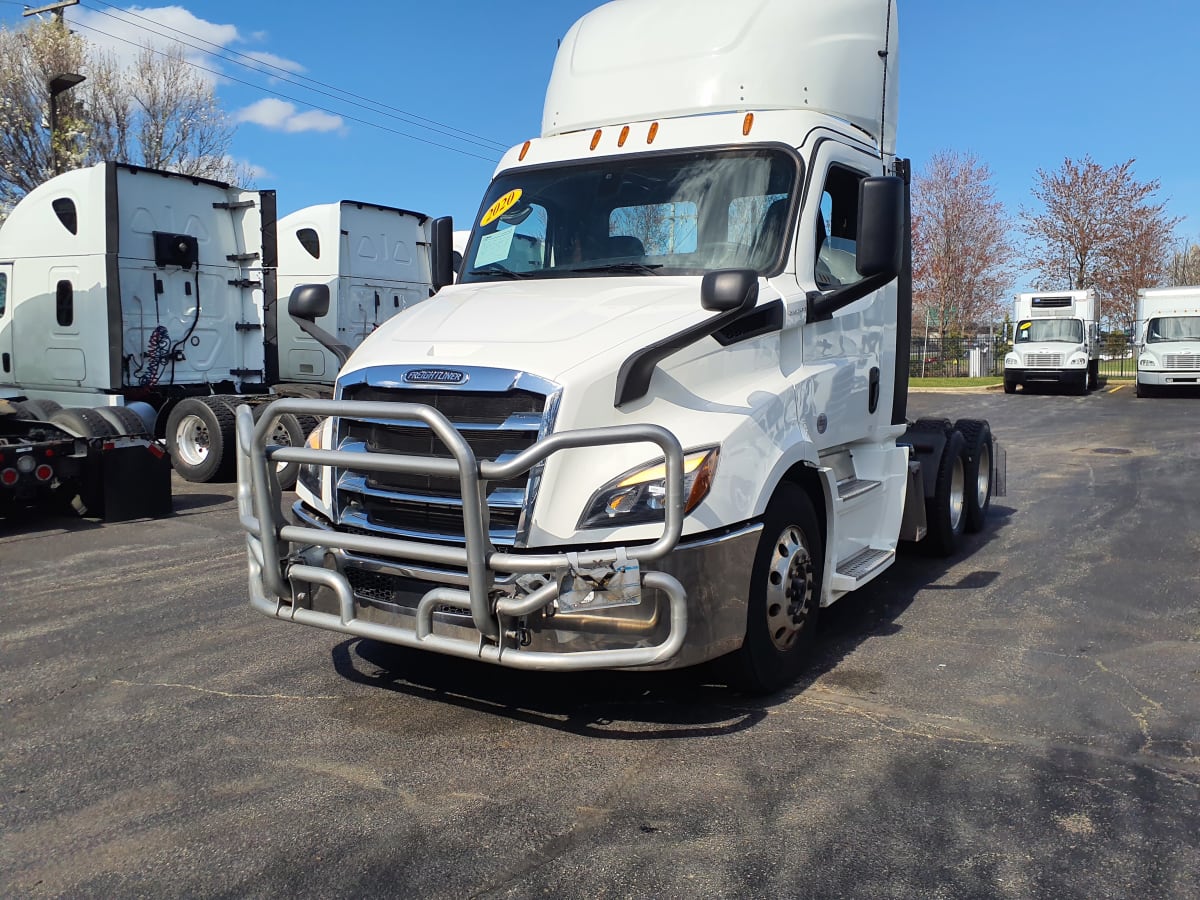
2,383,1198,898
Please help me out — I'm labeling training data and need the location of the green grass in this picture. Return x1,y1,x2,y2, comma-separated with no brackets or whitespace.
909,376,1003,388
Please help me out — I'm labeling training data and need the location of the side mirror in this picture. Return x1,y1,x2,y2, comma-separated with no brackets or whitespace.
431,216,455,291
287,283,351,368
701,268,759,313
856,176,904,279
288,283,330,321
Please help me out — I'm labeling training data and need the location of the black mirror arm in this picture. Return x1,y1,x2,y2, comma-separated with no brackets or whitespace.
615,301,753,407
293,317,352,368
806,271,896,324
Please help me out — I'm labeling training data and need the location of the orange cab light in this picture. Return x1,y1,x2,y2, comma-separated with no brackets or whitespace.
618,126,630,147
518,140,531,161
743,113,754,136
590,129,602,150
647,122,659,144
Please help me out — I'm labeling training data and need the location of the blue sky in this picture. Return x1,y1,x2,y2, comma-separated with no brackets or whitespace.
3,1,1198,257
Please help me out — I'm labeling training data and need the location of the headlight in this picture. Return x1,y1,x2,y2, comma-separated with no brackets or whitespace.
297,417,331,505
1004,354,1019,367
579,447,719,529
1068,354,1088,367
1138,356,1155,369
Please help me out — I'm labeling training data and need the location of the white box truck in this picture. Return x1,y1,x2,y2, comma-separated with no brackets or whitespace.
237,0,1003,693
1135,286,1200,397
0,164,435,485
1004,289,1101,394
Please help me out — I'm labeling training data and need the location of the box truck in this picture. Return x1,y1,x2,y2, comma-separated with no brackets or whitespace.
1004,289,1101,394
1135,286,1200,397
237,0,1003,692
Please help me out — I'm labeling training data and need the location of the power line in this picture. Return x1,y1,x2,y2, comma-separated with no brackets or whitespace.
80,0,510,153
67,17,501,163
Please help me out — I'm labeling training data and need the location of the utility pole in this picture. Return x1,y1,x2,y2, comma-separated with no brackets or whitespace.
22,0,79,22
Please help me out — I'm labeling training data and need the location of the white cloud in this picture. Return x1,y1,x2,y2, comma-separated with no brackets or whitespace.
235,98,343,134
243,51,305,76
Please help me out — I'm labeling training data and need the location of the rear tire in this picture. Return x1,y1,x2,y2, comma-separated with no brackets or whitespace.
166,397,237,482
94,406,152,438
953,419,992,534
49,407,118,439
251,406,306,490
728,483,823,695
13,399,63,421
924,428,967,557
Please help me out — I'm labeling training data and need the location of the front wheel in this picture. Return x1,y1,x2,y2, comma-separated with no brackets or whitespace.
1003,379,1016,394
728,483,823,695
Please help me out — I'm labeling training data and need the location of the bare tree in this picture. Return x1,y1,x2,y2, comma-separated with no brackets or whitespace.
1021,156,1179,332
912,150,1016,336
0,17,240,220
1167,236,1200,286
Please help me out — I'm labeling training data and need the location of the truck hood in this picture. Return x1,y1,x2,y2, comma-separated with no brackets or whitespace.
339,277,707,383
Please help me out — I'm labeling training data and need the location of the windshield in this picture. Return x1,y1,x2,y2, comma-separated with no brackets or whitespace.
1146,315,1200,343
1016,318,1082,343
458,147,799,283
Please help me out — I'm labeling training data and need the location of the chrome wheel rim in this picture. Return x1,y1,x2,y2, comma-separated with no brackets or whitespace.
949,455,965,531
975,444,991,509
764,525,814,652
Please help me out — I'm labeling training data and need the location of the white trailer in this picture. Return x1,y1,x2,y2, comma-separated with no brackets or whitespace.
0,165,435,484
1004,289,1101,394
1135,286,1200,397
238,0,1003,694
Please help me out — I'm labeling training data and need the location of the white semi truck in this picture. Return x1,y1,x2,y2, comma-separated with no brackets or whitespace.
1004,289,1101,394
237,0,1003,693
1135,286,1200,397
0,163,435,484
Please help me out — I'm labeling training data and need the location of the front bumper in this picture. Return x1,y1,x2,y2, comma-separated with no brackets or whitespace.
1005,368,1086,386
237,398,748,672
1137,370,1200,387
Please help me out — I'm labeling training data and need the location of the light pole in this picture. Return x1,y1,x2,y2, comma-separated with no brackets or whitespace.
48,72,85,176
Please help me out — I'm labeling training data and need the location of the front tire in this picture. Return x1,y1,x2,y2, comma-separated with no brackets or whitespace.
1003,378,1017,394
166,397,237,482
729,483,823,695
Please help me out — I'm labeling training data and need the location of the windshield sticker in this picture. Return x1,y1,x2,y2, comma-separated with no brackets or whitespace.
474,226,516,267
1019,323,1031,330
480,188,523,227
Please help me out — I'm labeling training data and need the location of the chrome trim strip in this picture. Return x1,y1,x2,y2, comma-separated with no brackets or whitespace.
337,473,528,510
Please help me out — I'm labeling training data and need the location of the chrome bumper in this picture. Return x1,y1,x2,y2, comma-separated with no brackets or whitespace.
237,398,701,672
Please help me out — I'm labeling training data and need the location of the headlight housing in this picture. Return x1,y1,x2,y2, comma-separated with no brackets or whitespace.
296,417,332,510
1068,354,1088,367
579,447,719,529
1004,354,1019,367
1138,355,1155,369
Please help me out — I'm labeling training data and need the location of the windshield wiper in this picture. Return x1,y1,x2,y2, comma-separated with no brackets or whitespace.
468,262,532,279
564,262,663,275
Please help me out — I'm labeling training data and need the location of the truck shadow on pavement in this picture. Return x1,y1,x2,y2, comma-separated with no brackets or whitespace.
328,503,1015,739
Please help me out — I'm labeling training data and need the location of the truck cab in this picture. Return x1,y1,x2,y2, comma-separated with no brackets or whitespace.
238,0,1000,693
1135,286,1200,397
1004,290,1100,394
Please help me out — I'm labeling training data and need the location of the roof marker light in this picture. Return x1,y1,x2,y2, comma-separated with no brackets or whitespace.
590,129,602,150
743,113,755,136
618,126,629,147
518,140,531,161
647,122,659,144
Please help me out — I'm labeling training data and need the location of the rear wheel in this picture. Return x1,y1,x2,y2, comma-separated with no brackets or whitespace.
49,407,118,439
166,397,237,482
728,483,823,695
94,406,152,438
13,399,63,421
923,428,967,557
953,419,993,533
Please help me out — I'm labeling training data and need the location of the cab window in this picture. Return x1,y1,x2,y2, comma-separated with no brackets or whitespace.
815,165,864,289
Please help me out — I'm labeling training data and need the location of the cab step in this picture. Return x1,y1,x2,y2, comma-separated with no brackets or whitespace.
831,546,894,592
836,477,881,501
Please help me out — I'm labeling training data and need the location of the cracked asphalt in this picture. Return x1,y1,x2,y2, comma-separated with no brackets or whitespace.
2,382,1198,898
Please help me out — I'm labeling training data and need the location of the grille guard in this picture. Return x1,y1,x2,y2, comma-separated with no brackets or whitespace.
236,398,689,670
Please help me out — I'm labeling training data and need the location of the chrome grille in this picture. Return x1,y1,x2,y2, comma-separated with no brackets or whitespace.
334,371,556,546
1164,354,1200,371
1025,353,1063,367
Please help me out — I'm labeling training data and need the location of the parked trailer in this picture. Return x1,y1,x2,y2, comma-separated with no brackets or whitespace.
1135,286,1200,397
238,0,1004,693
1004,289,1101,394
0,164,435,485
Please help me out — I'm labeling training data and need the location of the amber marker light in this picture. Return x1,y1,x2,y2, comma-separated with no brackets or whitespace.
647,122,659,144
518,140,531,161
618,125,630,147
743,112,755,136
590,129,602,150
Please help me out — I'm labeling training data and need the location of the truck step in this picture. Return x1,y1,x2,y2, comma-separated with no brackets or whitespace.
836,477,881,502
831,547,894,592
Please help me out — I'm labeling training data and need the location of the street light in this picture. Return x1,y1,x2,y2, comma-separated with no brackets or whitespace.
48,72,85,176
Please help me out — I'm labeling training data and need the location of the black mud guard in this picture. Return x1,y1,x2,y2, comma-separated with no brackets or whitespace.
900,418,953,500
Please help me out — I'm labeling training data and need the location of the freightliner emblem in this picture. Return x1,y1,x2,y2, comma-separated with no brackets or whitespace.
404,368,469,385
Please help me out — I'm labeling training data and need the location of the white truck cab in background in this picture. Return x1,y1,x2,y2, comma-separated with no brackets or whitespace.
239,0,1002,693
1004,290,1101,395
1135,286,1200,397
